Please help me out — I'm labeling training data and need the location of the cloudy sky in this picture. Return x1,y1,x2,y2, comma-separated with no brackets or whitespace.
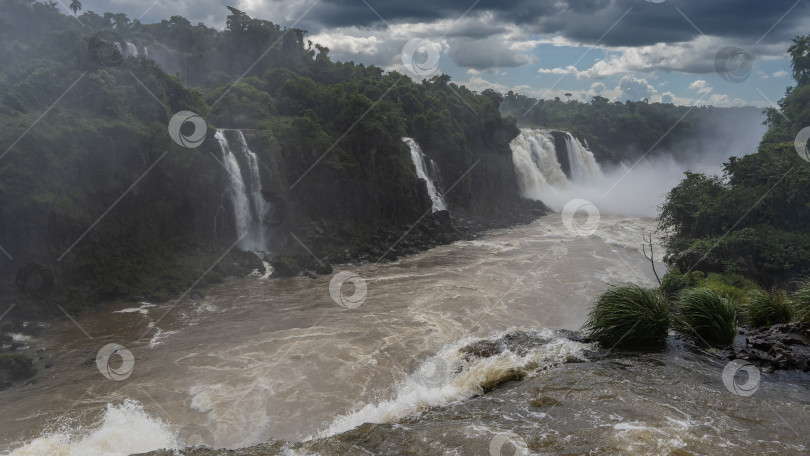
66,0,810,107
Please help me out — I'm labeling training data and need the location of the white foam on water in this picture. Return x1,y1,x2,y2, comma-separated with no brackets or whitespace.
183,378,276,448
9,333,32,343
5,400,179,456
316,329,593,439
612,417,703,454
249,255,273,279
148,326,178,348
112,302,155,315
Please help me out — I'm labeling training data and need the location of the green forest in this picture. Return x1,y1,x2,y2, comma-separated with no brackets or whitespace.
0,0,804,322
586,36,810,351
0,1,526,317
659,36,810,287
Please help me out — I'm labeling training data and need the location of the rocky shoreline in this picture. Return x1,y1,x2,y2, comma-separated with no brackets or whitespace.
268,198,550,278
733,322,810,371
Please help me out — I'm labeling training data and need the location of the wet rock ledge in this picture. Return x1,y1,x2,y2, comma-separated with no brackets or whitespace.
732,322,810,372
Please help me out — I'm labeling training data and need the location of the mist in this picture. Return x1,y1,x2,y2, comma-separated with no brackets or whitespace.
526,109,768,218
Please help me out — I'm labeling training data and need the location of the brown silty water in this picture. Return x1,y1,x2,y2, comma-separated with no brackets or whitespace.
1,215,808,455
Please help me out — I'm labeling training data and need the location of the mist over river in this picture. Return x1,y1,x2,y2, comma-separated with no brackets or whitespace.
1,214,808,455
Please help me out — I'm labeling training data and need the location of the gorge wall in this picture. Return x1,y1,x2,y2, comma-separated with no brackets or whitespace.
0,3,550,318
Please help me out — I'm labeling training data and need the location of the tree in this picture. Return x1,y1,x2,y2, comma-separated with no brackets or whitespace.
591,95,609,105
565,92,572,102
225,6,250,34
788,36,810,86
658,36,810,284
69,0,81,16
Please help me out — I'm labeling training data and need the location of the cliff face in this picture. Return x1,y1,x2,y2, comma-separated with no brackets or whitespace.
0,116,545,316
0,4,549,320
238,116,547,277
0,123,263,318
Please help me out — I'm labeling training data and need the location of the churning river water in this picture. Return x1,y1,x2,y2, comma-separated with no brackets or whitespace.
1,215,808,455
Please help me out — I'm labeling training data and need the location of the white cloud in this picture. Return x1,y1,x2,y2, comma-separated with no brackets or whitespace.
467,68,499,75
461,73,763,108
309,17,541,74
618,75,658,101
772,69,789,77
532,35,790,80
688,79,713,95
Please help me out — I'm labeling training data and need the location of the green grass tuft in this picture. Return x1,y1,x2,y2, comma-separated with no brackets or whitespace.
746,289,794,327
584,283,670,348
676,287,738,345
792,278,810,323
697,273,760,306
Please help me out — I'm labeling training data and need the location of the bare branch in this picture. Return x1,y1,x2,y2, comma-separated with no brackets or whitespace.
643,232,661,285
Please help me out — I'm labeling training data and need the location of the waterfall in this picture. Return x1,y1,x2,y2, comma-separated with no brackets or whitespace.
402,137,447,212
126,42,138,57
214,130,268,251
563,132,602,183
509,129,570,199
236,131,267,231
509,129,602,207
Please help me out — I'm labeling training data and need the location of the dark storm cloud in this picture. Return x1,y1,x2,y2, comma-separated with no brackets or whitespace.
539,0,810,46
306,0,809,45
75,0,809,47
448,38,537,69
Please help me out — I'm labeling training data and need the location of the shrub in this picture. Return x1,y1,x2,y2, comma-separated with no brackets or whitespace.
747,289,794,327
584,283,670,348
698,273,760,306
676,288,738,345
792,278,810,323
682,270,706,287
660,269,686,297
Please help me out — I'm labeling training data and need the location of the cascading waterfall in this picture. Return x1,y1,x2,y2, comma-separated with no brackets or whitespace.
563,133,602,183
236,131,267,230
509,129,570,198
509,129,603,208
214,130,268,251
402,137,447,212
126,42,139,57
